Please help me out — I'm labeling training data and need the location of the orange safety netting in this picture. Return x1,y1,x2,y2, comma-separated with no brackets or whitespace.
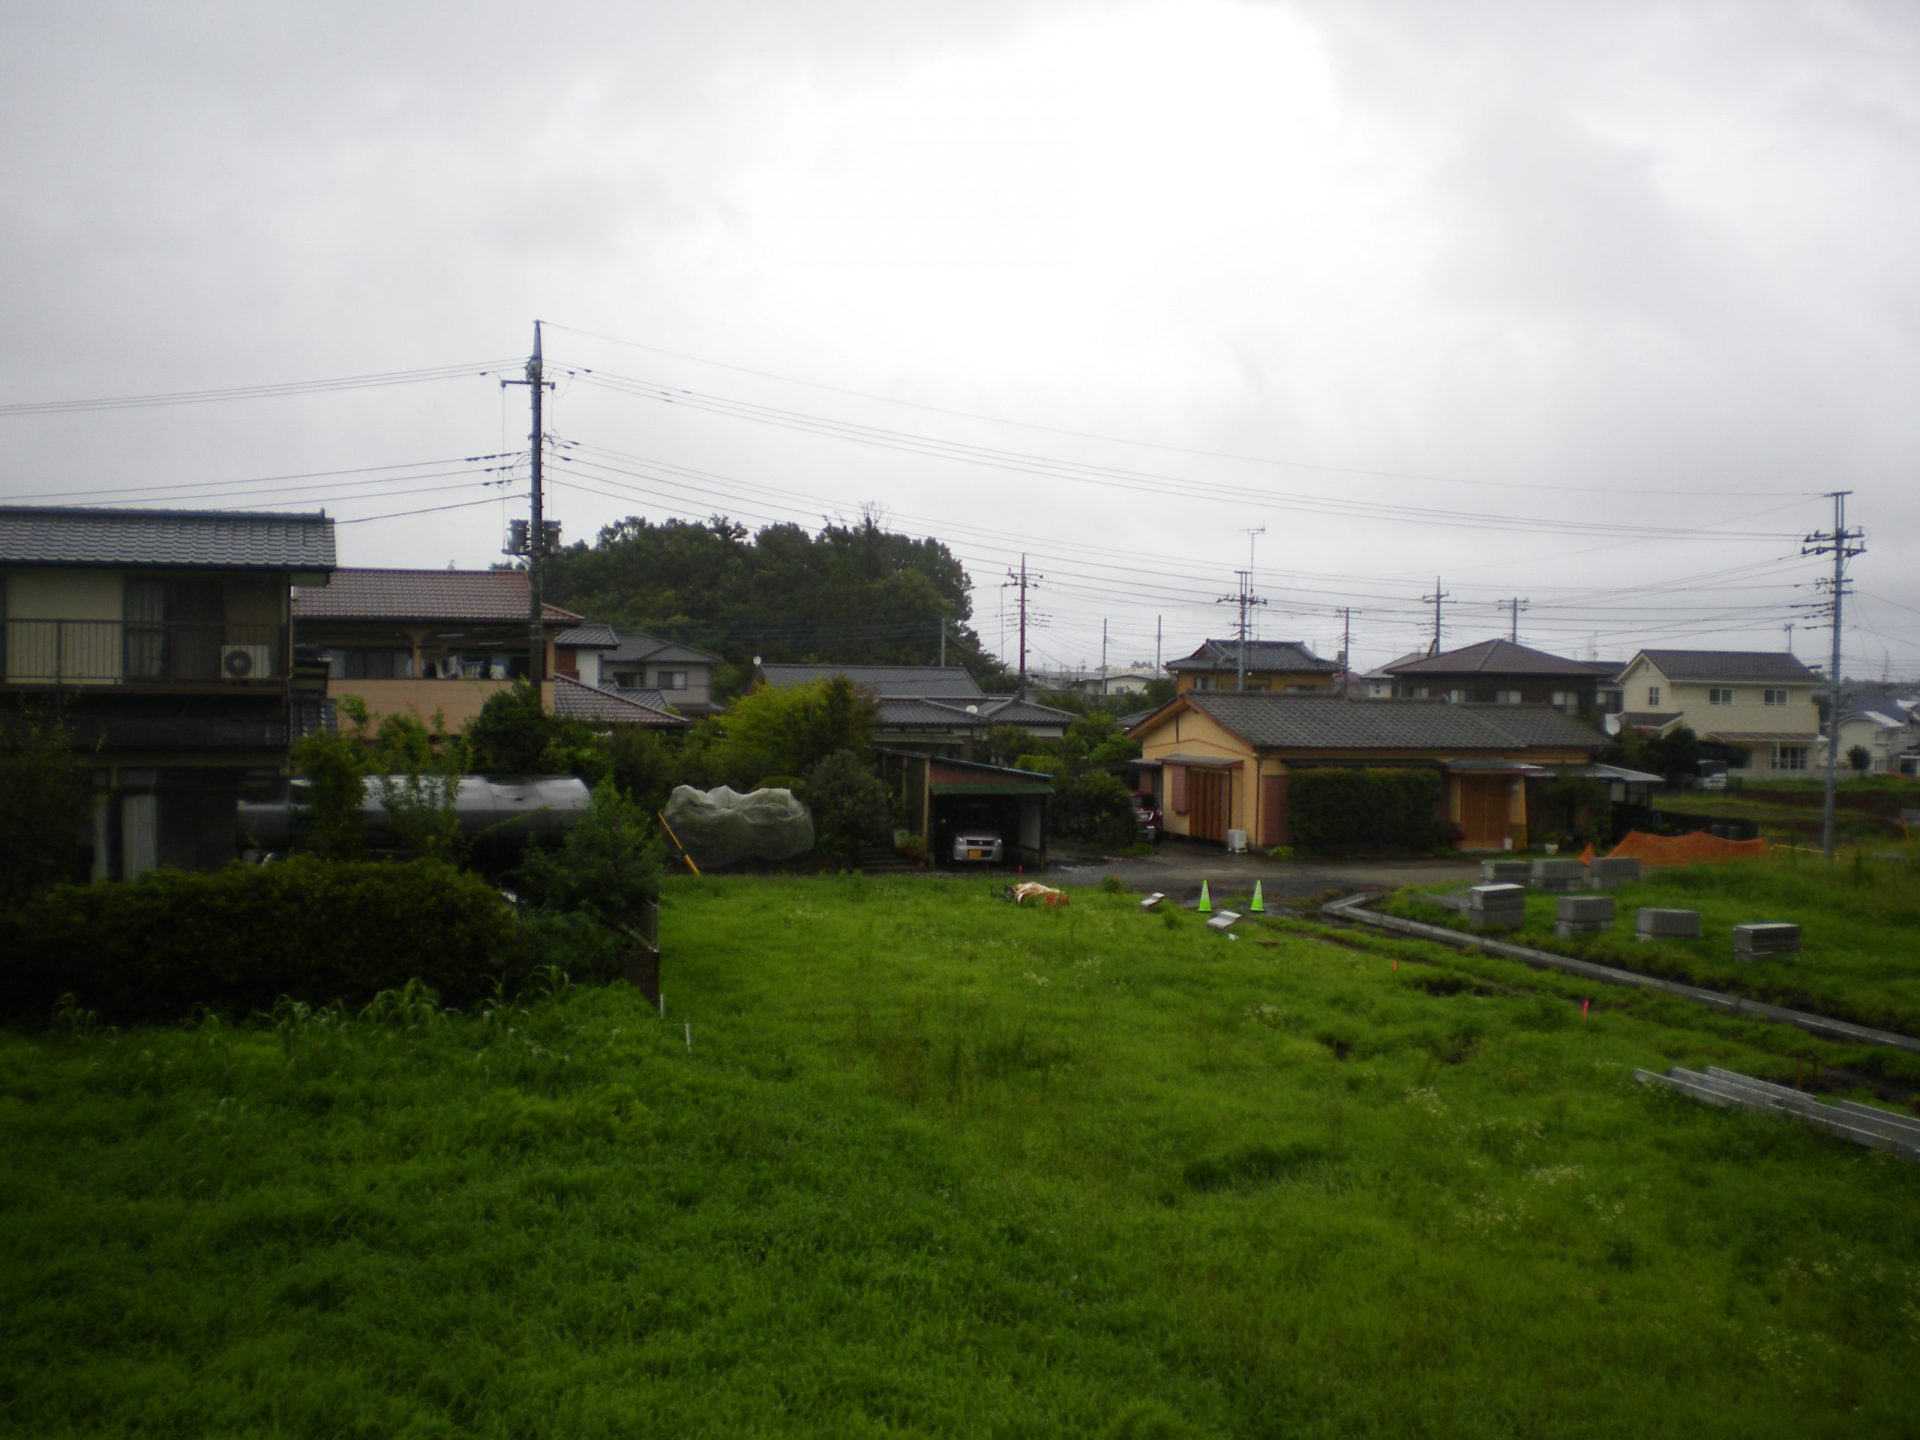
1578,830,1771,868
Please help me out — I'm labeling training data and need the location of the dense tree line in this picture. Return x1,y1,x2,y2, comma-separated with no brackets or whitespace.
538,513,1010,695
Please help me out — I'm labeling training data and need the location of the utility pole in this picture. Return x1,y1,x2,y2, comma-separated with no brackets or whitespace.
1100,619,1108,696
1782,620,1795,657
500,321,555,684
937,618,945,668
1802,491,1866,861
1505,597,1529,645
1422,577,1449,656
1003,555,1042,690
1337,606,1354,687
1216,569,1268,692
1155,615,1162,675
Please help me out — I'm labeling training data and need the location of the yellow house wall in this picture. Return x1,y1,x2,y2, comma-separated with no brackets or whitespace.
1137,705,1254,841
5,570,127,682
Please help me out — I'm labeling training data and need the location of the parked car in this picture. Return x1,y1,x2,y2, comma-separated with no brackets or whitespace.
948,805,1005,863
1132,794,1163,842
1696,761,1728,792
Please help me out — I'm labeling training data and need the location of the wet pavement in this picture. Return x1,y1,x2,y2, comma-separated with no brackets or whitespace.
1038,840,1481,904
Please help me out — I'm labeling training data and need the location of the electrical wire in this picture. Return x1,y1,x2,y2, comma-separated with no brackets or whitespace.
0,361,523,417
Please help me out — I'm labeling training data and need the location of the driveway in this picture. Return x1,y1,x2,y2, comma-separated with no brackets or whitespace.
1043,841,1480,903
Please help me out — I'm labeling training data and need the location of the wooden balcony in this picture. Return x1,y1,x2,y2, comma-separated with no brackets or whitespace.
2,619,288,690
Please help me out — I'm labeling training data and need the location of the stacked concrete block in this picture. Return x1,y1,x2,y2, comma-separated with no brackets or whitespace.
1587,857,1641,890
1635,907,1701,941
1554,894,1615,938
1529,858,1587,893
1480,859,1530,884
1468,883,1527,932
1733,922,1801,961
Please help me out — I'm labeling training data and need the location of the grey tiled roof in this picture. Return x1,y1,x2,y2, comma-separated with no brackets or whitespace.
292,569,581,623
1386,638,1598,678
1176,693,1603,751
602,632,725,666
761,663,986,700
1616,711,1684,730
876,695,1075,729
599,682,673,711
1632,650,1820,683
0,505,335,571
1167,639,1340,674
554,623,619,649
553,676,690,727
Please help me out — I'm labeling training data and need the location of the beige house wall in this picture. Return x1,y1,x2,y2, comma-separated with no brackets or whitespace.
1618,657,1820,774
335,678,555,739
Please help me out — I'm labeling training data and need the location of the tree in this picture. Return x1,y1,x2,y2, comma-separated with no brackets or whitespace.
703,677,879,789
514,782,662,929
0,704,94,906
800,749,891,861
464,680,607,781
1847,744,1872,774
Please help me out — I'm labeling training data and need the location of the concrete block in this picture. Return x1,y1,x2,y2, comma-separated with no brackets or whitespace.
1468,883,1527,912
1205,910,1243,932
1556,895,1615,925
1635,907,1702,940
1530,859,1586,892
1734,922,1801,960
1480,860,1530,884
1588,857,1641,889
1430,893,1472,914
1468,908,1524,932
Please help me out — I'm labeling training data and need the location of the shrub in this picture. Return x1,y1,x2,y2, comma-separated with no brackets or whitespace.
1289,768,1444,855
514,782,662,932
0,859,529,1025
1054,770,1137,849
799,749,891,861
0,704,94,907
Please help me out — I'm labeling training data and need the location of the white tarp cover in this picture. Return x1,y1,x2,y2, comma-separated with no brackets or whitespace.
663,785,815,867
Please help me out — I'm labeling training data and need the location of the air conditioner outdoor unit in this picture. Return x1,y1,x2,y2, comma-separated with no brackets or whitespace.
221,644,274,680
1226,828,1248,853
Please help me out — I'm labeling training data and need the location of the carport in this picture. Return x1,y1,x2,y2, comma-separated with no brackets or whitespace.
877,750,1053,869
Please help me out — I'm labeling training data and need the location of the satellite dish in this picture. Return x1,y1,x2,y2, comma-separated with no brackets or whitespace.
966,704,979,715
753,655,762,667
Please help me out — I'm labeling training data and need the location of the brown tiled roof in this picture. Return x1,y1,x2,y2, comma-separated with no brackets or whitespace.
1172,693,1602,751
552,676,689,727
0,505,335,571
292,568,581,623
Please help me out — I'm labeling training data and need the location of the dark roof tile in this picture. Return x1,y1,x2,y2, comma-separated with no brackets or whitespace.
0,505,335,571
1169,693,1602,751
292,568,580,623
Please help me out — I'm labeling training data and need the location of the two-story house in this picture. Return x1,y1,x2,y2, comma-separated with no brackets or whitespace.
1166,639,1341,694
1613,649,1822,775
0,505,335,878
557,628,726,716
291,568,581,736
1384,638,1606,718
755,662,1076,759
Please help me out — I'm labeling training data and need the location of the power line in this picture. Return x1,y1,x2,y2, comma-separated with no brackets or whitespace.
0,360,521,417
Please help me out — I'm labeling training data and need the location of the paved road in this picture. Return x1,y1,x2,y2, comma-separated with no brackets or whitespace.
1040,841,1481,903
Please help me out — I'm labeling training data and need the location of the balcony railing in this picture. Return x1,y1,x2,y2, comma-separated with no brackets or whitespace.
2,620,286,685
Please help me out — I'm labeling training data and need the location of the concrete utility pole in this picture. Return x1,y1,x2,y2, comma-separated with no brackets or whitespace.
1505,597,1529,644
1100,619,1108,696
1337,606,1353,686
1003,555,1041,689
500,321,555,683
1422,578,1449,656
1217,569,1268,692
1802,491,1866,861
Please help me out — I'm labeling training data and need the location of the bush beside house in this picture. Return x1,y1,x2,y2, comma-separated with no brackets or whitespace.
1288,768,1445,855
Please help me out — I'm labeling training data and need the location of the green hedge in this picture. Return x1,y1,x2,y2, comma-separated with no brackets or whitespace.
0,858,537,1025
1288,767,1445,855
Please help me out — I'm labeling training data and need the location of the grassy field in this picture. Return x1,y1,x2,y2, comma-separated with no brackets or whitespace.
4,876,1920,1438
1655,776,1919,846
1385,853,1920,1040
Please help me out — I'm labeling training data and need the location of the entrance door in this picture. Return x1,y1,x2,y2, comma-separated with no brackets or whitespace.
1457,777,1509,849
1190,769,1231,843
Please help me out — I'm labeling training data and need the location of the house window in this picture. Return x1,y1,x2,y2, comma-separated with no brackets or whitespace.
1709,688,1734,705
326,649,412,680
1647,685,1661,706
1192,676,1214,691
1764,689,1789,706
1550,690,1576,711
1244,679,1269,692
1775,744,1808,771
1410,685,1429,699
1496,689,1522,704
657,670,688,691
1447,688,1466,704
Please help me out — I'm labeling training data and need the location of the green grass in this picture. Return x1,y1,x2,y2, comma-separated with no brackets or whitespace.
1387,854,1920,1037
4,876,1920,1438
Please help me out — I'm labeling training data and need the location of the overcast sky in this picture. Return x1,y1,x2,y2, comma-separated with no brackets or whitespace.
4,0,1916,678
